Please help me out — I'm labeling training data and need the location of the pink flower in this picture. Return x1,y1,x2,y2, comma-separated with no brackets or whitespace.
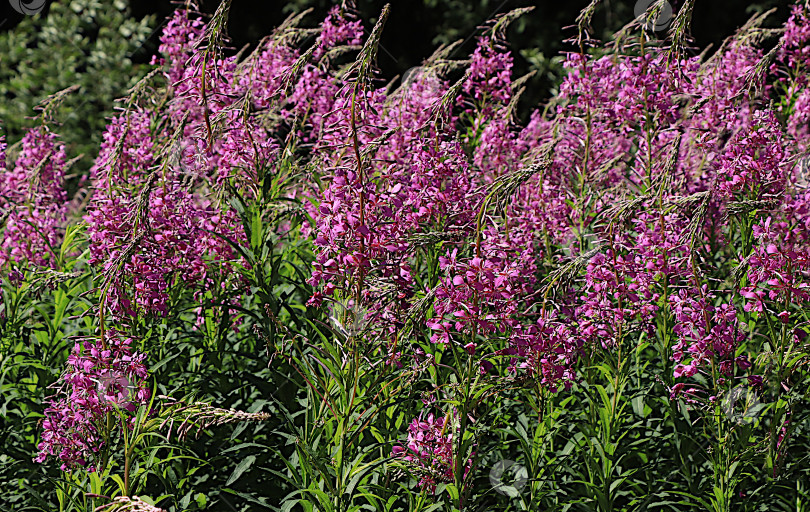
392,410,473,492
36,334,151,471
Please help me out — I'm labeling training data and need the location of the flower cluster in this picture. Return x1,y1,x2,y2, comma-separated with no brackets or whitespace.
392,411,473,492
35,335,150,471
741,214,810,318
715,111,788,198
0,128,68,269
463,36,513,107
670,288,748,379
84,109,240,317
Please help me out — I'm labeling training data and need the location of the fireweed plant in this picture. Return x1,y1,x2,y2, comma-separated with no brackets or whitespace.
2,0,810,510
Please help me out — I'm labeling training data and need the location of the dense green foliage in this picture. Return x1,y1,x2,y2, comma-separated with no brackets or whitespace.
2,1,810,512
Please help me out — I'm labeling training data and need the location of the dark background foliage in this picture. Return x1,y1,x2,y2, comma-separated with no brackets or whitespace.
126,0,796,83
0,0,797,141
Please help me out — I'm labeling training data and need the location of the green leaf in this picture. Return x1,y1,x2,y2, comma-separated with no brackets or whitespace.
225,454,256,486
